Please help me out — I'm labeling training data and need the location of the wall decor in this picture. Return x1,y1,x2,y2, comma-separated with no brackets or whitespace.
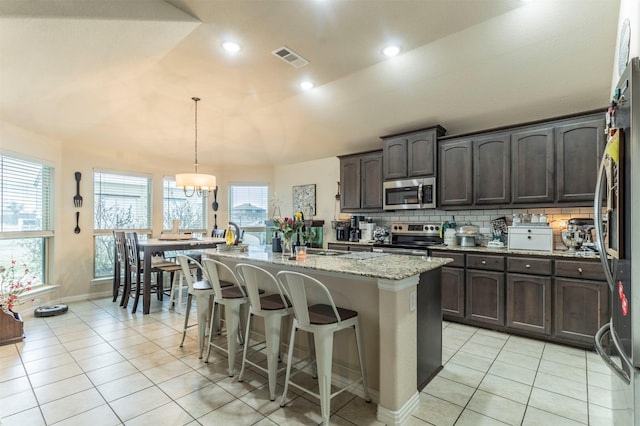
293,184,316,216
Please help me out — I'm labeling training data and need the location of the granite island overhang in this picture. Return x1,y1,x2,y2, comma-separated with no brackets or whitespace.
200,246,453,425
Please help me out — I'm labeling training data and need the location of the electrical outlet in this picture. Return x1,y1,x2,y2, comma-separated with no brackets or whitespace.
410,291,416,312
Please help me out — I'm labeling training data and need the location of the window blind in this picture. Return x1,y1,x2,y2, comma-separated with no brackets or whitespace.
163,177,207,231
228,185,269,227
0,155,54,232
94,171,151,231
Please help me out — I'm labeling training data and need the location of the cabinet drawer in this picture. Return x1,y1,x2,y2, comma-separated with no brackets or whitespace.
467,254,504,271
430,251,465,267
555,260,606,281
507,257,552,275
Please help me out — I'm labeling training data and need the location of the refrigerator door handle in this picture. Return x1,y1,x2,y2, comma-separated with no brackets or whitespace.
594,155,615,292
594,322,631,385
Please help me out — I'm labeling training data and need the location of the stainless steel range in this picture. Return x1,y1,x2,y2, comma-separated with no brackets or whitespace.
373,222,442,255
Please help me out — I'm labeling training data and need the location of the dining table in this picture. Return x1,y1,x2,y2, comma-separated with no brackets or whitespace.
137,237,225,314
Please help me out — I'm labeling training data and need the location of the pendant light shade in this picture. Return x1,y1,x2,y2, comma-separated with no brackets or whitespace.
176,97,216,197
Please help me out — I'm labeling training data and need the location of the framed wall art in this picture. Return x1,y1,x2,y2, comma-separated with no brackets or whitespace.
292,184,316,217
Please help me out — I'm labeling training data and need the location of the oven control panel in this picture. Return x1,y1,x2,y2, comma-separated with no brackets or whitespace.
391,222,441,235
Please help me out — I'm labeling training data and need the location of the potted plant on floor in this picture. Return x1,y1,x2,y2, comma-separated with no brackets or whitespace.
0,260,34,345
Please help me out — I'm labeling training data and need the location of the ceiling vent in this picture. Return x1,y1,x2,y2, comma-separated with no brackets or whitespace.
271,46,309,68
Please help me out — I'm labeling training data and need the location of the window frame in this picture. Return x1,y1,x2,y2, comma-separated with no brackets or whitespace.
93,169,152,278
0,151,55,286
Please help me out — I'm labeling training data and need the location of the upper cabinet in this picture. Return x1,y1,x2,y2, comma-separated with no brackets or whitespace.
555,115,605,202
439,139,473,207
474,133,510,205
511,126,554,204
382,126,446,180
437,110,605,209
339,150,383,212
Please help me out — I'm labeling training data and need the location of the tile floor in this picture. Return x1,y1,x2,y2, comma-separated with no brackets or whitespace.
0,296,615,425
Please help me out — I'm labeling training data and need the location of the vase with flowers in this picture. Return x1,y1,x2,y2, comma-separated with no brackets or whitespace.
272,212,305,258
1,260,35,345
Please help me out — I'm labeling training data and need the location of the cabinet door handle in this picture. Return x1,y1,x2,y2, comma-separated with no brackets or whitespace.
527,236,532,239
481,260,487,265
578,267,583,274
525,264,531,268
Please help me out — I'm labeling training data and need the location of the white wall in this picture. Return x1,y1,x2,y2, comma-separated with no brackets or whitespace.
610,0,640,91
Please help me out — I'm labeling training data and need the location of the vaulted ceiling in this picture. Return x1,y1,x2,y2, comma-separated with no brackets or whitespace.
0,0,620,167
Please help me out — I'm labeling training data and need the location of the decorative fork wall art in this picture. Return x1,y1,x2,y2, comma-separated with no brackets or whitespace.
73,172,83,207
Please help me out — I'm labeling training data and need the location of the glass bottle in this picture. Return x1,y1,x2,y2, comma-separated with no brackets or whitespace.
225,226,235,246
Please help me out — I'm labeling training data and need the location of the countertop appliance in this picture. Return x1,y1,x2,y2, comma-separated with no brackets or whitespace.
561,218,596,251
373,222,442,255
359,219,375,243
335,221,350,241
383,177,436,210
594,57,639,426
349,215,364,242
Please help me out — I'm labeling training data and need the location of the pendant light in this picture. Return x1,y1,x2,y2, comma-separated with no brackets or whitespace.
175,97,216,197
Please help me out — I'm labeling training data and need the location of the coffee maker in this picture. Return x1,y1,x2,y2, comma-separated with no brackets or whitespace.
349,215,363,242
335,221,350,241
561,218,596,251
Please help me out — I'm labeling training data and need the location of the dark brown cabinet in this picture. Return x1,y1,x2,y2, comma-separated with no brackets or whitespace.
438,139,473,206
339,150,383,212
555,114,605,202
506,257,553,336
474,133,510,205
553,259,609,345
382,127,445,180
511,126,554,203
431,252,465,319
465,254,505,326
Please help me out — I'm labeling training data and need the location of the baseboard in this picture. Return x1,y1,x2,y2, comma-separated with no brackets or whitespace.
376,391,420,426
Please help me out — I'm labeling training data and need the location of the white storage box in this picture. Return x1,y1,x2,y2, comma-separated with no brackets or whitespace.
508,225,553,252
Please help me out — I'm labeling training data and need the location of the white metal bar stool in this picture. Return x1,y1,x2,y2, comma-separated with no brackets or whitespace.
177,255,215,358
202,258,249,376
276,270,371,426
235,263,293,401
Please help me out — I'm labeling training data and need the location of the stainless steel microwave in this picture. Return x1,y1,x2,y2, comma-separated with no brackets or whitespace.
383,177,436,210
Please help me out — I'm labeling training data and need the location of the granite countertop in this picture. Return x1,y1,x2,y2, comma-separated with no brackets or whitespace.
201,246,452,281
428,244,601,260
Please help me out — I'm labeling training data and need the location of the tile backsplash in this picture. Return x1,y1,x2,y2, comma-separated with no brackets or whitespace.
353,207,596,250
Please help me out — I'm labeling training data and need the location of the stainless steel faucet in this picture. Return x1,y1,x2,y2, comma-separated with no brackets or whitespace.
228,221,242,245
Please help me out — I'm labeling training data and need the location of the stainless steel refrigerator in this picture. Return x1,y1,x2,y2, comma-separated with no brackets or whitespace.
594,56,640,426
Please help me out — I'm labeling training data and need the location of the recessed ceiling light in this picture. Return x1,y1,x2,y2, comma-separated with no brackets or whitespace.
299,80,314,91
382,45,401,58
222,41,241,53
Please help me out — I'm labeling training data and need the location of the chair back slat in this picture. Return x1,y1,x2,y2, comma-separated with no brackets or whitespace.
113,231,127,264
276,270,341,328
202,258,245,299
176,255,201,293
235,263,287,314
124,232,140,270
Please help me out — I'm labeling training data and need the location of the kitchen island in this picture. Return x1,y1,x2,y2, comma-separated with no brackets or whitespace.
201,246,452,425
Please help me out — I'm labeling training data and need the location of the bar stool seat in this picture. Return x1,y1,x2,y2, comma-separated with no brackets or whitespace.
276,270,371,426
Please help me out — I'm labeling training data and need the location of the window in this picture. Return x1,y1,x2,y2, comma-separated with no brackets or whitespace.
93,171,151,278
228,184,269,244
162,177,207,232
0,154,54,285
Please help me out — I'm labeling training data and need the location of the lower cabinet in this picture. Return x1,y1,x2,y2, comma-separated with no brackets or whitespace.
431,250,609,348
441,267,465,319
466,269,505,326
506,273,552,335
554,278,609,345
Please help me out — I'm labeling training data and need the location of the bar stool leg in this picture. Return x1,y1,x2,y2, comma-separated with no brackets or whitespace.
314,329,334,426
264,314,282,401
354,321,371,402
180,293,193,348
225,303,242,376
237,311,253,382
280,323,297,407
195,293,209,359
